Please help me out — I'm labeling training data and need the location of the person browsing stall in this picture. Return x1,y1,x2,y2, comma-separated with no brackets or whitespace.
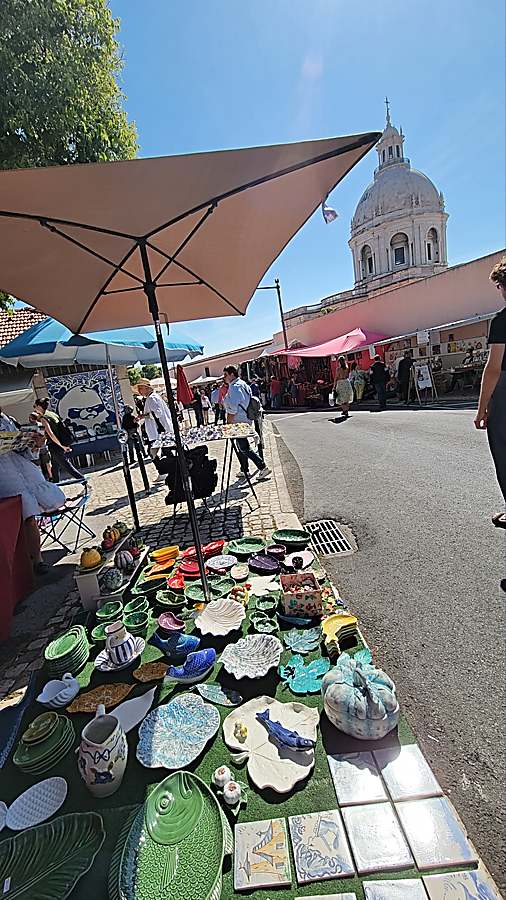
136,378,174,458
222,366,271,482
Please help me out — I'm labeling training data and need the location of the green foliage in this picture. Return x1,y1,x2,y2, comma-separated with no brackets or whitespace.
140,364,162,380
0,292,14,312
0,0,138,169
128,367,141,386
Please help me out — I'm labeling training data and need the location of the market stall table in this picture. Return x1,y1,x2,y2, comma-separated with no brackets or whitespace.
0,495,34,640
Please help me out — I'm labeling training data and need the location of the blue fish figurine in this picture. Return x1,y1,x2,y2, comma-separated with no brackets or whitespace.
166,648,216,684
255,708,316,751
149,631,200,659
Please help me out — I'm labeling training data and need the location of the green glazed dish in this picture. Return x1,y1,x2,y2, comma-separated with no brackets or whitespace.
271,528,311,548
227,536,266,557
44,627,87,661
155,589,186,611
123,611,149,636
123,596,149,615
96,600,123,622
184,576,235,604
250,611,279,634
131,572,167,596
90,623,108,643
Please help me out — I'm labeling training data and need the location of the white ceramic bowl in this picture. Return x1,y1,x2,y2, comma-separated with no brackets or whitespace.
220,634,283,679
195,598,246,636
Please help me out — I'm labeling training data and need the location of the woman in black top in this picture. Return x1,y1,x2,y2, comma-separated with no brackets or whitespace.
475,257,506,526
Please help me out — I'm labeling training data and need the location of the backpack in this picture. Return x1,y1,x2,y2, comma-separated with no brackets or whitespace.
240,393,262,421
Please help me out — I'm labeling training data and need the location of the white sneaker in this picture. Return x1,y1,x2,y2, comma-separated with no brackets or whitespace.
256,466,272,480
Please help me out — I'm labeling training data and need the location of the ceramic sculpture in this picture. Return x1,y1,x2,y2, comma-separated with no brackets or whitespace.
77,704,128,797
104,621,137,667
165,648,216,684
220,634,283,679
36,673,80,709
321,652,400,740
256,709,316,750
195,598,246,636
223,696,319,794
149,631,200,659
136,693,220,768
108,771,232,900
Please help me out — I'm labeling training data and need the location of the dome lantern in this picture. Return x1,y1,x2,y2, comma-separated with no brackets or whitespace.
376,98,405,168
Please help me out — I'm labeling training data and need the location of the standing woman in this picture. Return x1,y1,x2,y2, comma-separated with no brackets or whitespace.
33,399,85,484
333,356,353,419
475,257,506,527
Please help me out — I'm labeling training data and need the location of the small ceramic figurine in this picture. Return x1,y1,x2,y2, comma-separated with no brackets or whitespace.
233,722,248,743
213,765,231,789
255,708,316,751
222,780,241,806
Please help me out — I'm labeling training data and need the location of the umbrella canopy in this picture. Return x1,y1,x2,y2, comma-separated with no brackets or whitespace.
189,374,219,387
0,317,203,367
273,327,388,357
176,365,194,405
0,133,380,332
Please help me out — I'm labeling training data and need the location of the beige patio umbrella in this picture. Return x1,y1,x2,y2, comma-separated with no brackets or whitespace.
0,131,380,592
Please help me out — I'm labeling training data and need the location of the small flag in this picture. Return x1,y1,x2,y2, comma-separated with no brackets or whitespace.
322,197,339,224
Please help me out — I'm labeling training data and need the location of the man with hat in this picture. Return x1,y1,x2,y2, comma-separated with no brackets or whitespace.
136,378,174,466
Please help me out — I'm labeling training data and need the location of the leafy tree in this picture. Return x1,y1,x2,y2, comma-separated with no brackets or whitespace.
128,367,141,386
141,364,162,381
0,0,137,170
0,292,13,312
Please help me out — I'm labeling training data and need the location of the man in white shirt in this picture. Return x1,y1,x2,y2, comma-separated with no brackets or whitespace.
223,366,271,481
137,378,175,466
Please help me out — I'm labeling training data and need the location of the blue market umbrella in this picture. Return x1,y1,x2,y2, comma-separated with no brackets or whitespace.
0,316,203,367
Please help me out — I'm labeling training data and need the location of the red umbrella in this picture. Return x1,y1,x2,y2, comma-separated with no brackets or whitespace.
176,364,194,405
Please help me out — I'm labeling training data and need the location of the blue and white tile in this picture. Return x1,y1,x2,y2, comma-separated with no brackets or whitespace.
364,878,428,899
373,744,442,801
288,809,354,884
396,797,478,870
295,894,357,900
234,817,291,891
423,865,503,899
341,802,413,874
327,751,387,806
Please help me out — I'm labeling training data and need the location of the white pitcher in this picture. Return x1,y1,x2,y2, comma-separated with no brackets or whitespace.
77,703,128,797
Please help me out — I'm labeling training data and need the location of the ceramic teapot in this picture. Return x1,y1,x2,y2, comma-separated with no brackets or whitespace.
78,703,128,797
105,621,136,668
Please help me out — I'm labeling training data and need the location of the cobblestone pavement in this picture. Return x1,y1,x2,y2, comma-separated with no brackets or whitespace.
0,421,300,700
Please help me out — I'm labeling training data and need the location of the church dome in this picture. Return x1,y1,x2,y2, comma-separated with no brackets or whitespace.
352,165,443,231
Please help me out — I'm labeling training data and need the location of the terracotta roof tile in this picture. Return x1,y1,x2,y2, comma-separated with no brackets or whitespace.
0,307,48,349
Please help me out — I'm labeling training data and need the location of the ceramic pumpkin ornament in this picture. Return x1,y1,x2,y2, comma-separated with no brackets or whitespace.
115,550,135,573
321,652,399,741
80,548,102,569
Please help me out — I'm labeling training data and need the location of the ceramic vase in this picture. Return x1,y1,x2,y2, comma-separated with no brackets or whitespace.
105,621,136,667
78,703,128,797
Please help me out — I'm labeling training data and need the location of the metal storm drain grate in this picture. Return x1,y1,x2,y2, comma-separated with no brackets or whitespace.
304,519,356,557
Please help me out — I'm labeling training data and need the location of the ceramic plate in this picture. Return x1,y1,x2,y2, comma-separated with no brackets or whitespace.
111,687,156,733
6,777,68,831
94,637,145,672
195,598,246,636
284,549,315,569
136,693,220,769
220,633,283,679
206,555,238,574
227,537,266,557
223,695,319,794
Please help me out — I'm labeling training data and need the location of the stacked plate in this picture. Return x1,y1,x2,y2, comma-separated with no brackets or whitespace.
44,626,89,677
13,713,75,775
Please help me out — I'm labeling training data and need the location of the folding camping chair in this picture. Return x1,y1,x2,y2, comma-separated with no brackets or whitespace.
37,489,95,554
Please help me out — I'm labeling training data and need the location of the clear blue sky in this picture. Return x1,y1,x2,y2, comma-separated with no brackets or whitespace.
109,0,504,357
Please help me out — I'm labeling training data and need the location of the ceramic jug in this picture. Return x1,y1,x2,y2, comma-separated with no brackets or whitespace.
105,621,136,667
77,703,128,797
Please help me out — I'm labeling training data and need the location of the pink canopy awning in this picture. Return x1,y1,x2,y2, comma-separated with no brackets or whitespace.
272,327,388,357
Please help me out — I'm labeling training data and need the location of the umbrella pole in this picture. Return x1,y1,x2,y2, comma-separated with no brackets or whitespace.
106,345,140,531
139,249,209,601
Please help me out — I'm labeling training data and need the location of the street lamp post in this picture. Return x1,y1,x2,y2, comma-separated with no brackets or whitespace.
256,277,289,350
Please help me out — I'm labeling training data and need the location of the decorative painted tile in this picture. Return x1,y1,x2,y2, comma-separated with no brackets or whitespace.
341,802,413,874
374,744,442,801
327,751,388,806
423,865,502,899
396,797,478,870
294,894,357,899
288,809,354,884
234,817,291,891
364,879,428,899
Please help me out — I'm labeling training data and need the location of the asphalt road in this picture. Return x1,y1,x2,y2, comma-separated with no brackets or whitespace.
271,405,506,891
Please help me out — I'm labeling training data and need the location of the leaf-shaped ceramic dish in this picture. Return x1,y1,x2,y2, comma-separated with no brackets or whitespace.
133,661,169,683
271,528,311,548
227,537,266,557
0,811,105,899
283,625,322,654
195,683,243,707
184,576,234,604
109,772,232,900
248,554,280,575
154,589,186,610
220,634,283,679
5,777,68,831
250,611,279,634
223,695,319,794
279,654,330,694
111,687,156,733
67,683,134,713
194,598,246,636
136,693,220,769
